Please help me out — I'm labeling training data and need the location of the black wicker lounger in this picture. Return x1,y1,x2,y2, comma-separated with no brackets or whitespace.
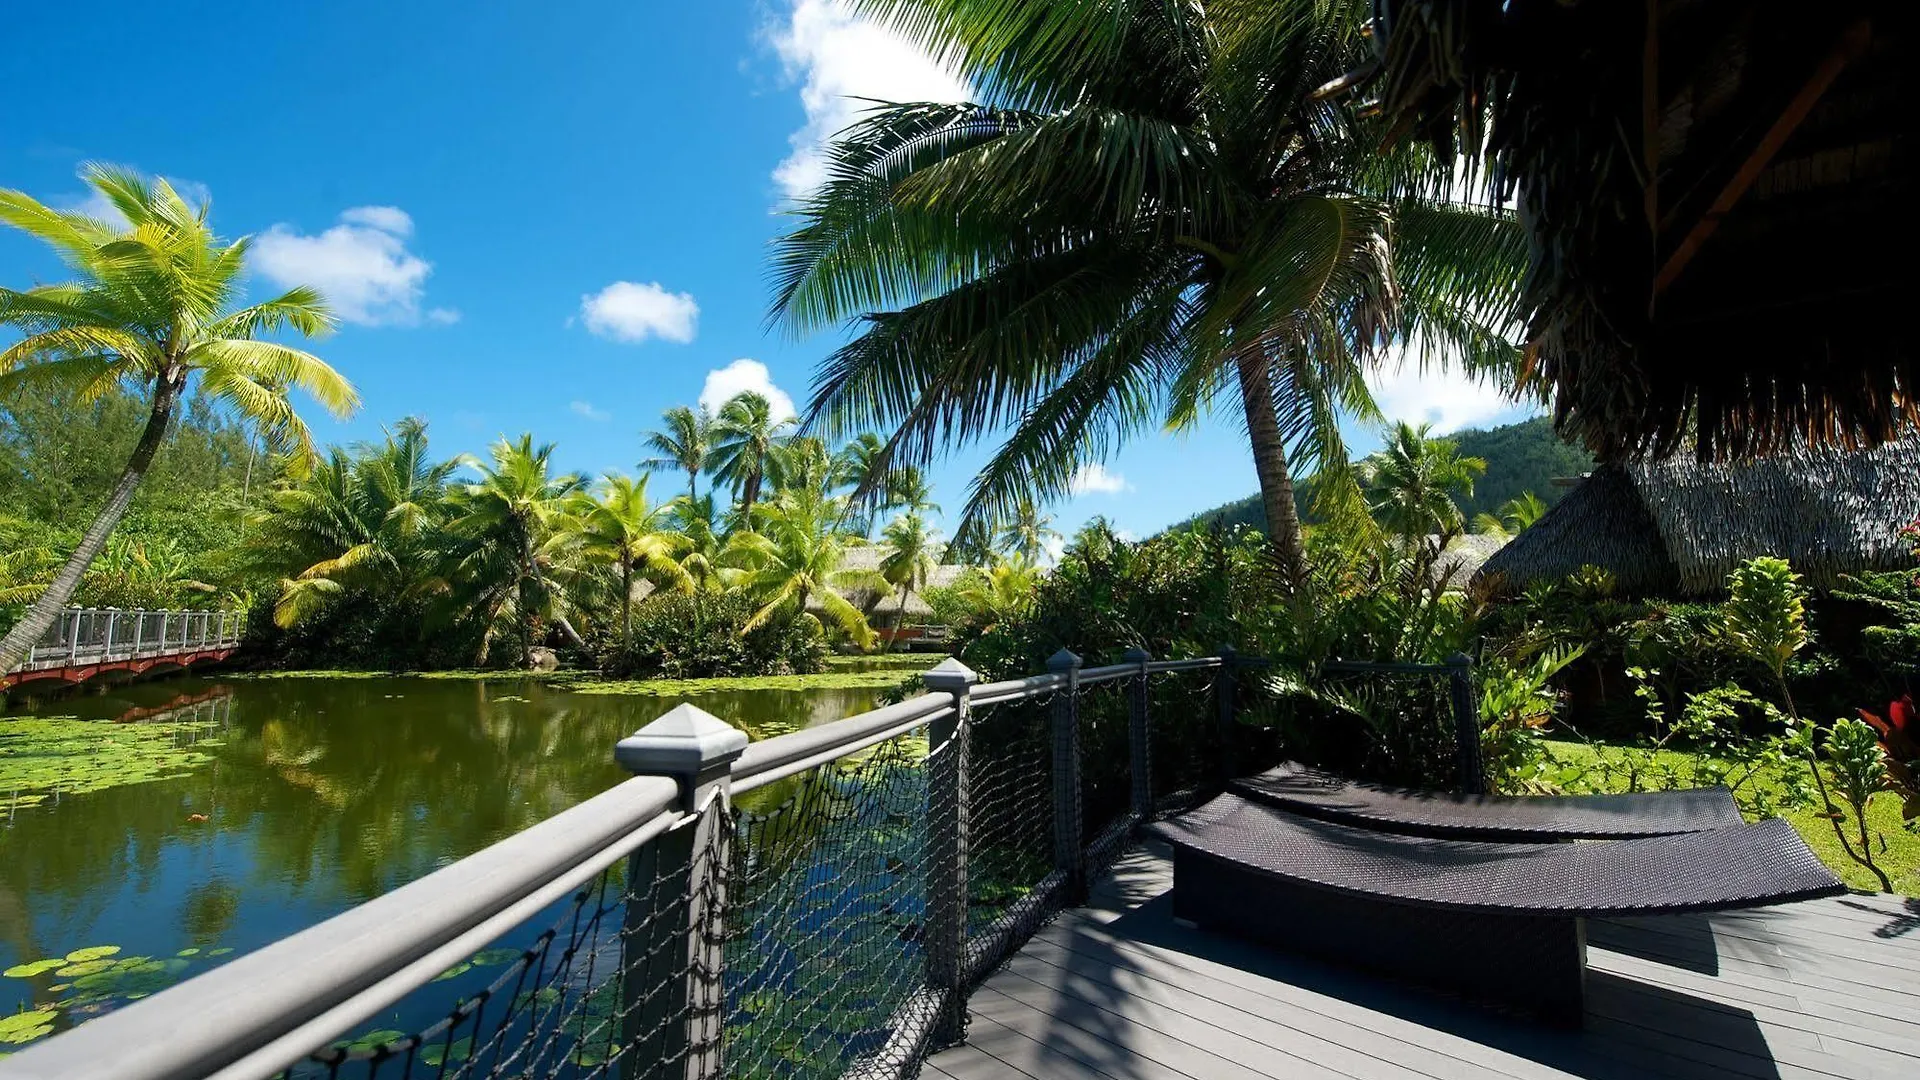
1231,760,1743,841
1148,792,1843,1024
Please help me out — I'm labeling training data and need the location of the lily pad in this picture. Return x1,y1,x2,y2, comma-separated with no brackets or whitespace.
0,1010,56,1046
469,947,521,966
62,946,121,964
175,947,200,957
431,962,472,982
343,1029,406,1053
419,1037,472,1066
2,960,63,979
207,948,234,957
53,960,115,978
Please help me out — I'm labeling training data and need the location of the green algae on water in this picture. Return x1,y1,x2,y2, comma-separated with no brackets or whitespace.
0,718,221,811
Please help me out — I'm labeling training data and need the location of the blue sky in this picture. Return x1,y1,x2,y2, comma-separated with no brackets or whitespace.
1,0,1536,542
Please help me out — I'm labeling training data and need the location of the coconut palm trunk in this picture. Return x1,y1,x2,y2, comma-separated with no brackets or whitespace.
0,372,183,671
1234,351,1309,587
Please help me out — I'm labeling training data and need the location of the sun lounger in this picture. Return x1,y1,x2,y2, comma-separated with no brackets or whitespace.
1231,760,1744,841
1148,792,1844,1023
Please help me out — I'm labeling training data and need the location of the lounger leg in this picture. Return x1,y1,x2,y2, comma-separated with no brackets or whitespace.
1171,848,1588,1025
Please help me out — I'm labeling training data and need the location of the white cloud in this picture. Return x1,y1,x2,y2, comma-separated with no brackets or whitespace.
570,400,611,422
1366,358,1536,435
1069,463,1131,497
767,0,970,201
338,205,413,235
579,281,699,344
426,307,462,325
252,206,440,326
699,359,798,422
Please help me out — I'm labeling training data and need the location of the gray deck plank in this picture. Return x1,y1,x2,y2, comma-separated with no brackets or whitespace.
926,845,1916,1080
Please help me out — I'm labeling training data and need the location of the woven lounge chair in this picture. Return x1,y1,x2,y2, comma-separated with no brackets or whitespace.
1148,792,1844,1023
1231,761,1745,841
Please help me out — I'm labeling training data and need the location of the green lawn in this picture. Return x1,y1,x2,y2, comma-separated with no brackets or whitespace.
1539,738,1920,896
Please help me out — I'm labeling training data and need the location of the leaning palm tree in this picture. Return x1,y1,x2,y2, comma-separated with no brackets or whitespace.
1360,421,1487,545
708,391,794,521
834,432,892,535
0,165,356,670
877,511,941,650
769,0,1523,586
442,435,591,666
641,405,711,501
578,473,692,652
729,492,887,650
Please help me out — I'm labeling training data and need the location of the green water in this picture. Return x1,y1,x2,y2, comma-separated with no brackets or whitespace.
0,673,894,1042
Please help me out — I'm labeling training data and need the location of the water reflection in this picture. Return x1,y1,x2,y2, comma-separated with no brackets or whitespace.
0,674,889,1025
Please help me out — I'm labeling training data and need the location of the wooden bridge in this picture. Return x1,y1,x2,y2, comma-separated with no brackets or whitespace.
1,607,244,691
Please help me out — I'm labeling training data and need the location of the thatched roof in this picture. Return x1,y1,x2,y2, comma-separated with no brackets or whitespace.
1476,434,1920,595
821,546,972,620
1432,532,1511,590
1370,0,1917,462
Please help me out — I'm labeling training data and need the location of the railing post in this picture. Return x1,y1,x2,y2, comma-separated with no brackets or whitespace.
103,609,118,659
921,657,978,1045
130,609,144,657
1214,645,1238,785
613,704,746,1080
1123,647,1153,822
1445,653,1485,795
65,609,80,664
1048,648,1086,904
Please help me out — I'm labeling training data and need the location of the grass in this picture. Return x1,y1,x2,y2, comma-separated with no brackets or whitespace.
1539,738,1920,895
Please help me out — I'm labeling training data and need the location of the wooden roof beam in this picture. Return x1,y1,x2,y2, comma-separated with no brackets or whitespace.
1653,18,1873,297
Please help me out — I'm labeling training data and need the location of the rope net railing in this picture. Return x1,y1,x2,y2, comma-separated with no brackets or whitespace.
0,653,1233,1080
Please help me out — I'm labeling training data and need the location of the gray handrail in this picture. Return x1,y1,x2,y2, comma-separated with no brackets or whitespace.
732,693,954,793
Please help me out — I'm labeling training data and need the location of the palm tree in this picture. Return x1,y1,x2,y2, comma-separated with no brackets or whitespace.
836,432,891,535
953,555,1040,629
729,493,887,650
0,165,356,670
883,466,940,517
443,435,590,666
877,511,941,650
668,493,734,593
642,405,711,501
708,391,794,521
248,417,456,628
1472,492,1548,537
578,473,691,652
1360,422,1487,545
995,496,1062,564
769,0,1523,587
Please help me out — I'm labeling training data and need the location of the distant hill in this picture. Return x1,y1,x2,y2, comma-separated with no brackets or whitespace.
1165,416,1594,534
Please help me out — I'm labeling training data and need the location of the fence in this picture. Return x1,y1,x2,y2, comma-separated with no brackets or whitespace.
0,650,1238,1080
14,607,246,673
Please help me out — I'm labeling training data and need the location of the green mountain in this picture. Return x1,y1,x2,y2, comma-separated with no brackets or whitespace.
1166,416,1594,534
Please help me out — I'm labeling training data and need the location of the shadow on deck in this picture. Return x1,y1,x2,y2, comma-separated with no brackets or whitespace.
927,843,1920,1080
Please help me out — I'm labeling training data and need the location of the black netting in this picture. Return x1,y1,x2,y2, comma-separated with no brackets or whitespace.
962,692,1056,978
280,804,728,1080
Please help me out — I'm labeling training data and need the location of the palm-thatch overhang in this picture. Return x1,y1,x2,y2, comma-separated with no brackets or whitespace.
1362,0,1915,462
1475,434,1920,595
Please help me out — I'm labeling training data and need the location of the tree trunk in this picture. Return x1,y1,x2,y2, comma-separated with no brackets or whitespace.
741,470,761,521
620,557,634,654
688,468,699,502
1233,349,1310,587
0,372,182,672
891,586,915,652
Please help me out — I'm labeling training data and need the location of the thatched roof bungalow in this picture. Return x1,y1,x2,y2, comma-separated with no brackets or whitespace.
1475,435,1920,595
1368,0,1915,462
818,546,973,625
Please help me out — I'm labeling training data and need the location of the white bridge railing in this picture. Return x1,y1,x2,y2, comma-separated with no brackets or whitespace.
15,607,246,673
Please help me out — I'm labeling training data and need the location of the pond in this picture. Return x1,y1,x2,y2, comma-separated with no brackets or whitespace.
0,671,903,1051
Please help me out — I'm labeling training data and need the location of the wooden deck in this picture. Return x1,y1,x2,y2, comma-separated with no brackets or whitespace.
927,843,1920,1080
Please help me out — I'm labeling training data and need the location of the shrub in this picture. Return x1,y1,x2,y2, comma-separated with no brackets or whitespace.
593,590,825,679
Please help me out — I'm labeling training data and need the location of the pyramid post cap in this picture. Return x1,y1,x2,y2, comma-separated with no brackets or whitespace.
615,702,749,777
922,656,979,692
1046,648,1083,672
